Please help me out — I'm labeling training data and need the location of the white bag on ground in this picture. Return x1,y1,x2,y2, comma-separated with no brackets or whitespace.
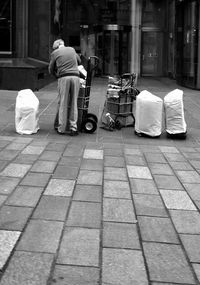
135,90,163,137
164,89,187,135
15,89,40,135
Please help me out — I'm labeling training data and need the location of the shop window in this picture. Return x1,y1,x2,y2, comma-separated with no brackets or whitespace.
142,0,166,29
0,0,12,54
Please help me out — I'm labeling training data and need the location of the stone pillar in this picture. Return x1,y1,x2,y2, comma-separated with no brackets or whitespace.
15,0,28,58
130,0,141,76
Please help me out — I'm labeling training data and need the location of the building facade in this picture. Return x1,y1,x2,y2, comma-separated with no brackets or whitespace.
0,0,199,89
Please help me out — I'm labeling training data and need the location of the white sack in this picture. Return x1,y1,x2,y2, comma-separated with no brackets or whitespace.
164,89,187,134
135,90,163,137
15,89,40,135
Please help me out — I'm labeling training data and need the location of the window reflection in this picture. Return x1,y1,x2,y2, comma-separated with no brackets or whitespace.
0,0,12,53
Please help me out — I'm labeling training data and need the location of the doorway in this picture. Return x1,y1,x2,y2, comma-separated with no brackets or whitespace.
141,30,164,76
96,25,131,76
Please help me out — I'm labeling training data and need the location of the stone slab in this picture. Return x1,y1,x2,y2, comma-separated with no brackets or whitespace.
102,248,148,285
170,210,200,234
180,234,200,262
0,230,21,270
30,160,57,173
127,165,152,179
39,150,62,161
103,198,136,223
144,153,167,163
80,159,103,170
0,177,20,195
73,185,102,202
53,165,79,179
125,155,146,166
0,205,33,231
0,163,31,178
6,186,43,207
104,156,125,167
138,216,179,243
17,220,63,253
20,172,51,187
148,163,173,175
160,190,196,210
44,179,75,196
51,265,100,285
104,167,128,181
67,201,101,228
33,196,70,221
184,183,200,200
77,170,103,185
176,170,200,183
143,242,195,284
103,222,140,249
153,174,183,190
83,149,103,159
57,227,100,266
0,251,53,285
130,179,159,195
104,180,131,199
133,194,168,217
21,146,45,155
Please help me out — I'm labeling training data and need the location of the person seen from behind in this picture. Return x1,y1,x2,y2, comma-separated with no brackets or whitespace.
49,39,81,136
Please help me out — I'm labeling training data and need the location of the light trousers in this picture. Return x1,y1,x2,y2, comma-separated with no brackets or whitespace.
57,76,80,133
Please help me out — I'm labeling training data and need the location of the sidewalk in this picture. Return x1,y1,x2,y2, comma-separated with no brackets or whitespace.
0,77,200,284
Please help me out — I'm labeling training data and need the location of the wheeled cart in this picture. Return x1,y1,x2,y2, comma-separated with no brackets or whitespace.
54,56,99,133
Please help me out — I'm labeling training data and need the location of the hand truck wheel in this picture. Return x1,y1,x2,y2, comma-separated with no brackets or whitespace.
86,113,98,123
82,117,97,133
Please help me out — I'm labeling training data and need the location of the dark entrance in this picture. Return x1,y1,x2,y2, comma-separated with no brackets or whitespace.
95,25,131,76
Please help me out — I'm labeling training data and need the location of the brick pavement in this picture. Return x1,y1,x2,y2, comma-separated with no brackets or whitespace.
0,77,200,284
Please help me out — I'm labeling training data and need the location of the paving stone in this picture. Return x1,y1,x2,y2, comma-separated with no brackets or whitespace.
51,265,100,285
0,149,20,161
0,251,54,285
130,179,159,194
143,242,196,284
103,198,136,223
33,196,70,221
148,163,173,175
160,189,196,210
0,230,21,270
57,227,100,266
0,177,20,195
183,152,200,160
104,166,128,181
104,155,125,167
77,170,103,185
0,160,8,172
67,201,101,228
170,210,200,234
13,154,39,164
190,160,200,170
21,145,45,155
127,165,152,179
133,194,168,217
0,163,31,178
53,165,79,179
44,179,75,196
20,172,51,187
104,180,131,199
63,147,83,157
164,153,187,162
140,145,161,153
5,142,27,150
102,248,148,285
0,140,11,148
73,185,102,202
138,216,179,243
80,159,103,170
59,156,82,167
168,161,194,170
0,205,33,231
104,148,123,156
0,195,7,206
153,174,183,190
103,222,140,249
180,234,200,262
125,155,146,166
193,263,200,282
39,150,63,161
83,149,103,159
159,146,179,153
17,220,63,253
144,153,167,163
31,160,57,173
6,186,43,207
124,148,142,155
176,170,200,183
46,142,66,151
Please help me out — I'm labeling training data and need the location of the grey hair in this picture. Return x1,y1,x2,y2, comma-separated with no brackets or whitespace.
52,39,64,50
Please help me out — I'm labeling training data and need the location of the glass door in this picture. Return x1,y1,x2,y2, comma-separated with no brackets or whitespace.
104,30,119,75
0,0,12,55
141,31,164,76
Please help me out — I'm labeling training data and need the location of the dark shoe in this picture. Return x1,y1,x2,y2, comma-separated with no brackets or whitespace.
70,130,79,136
56,130,67,135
